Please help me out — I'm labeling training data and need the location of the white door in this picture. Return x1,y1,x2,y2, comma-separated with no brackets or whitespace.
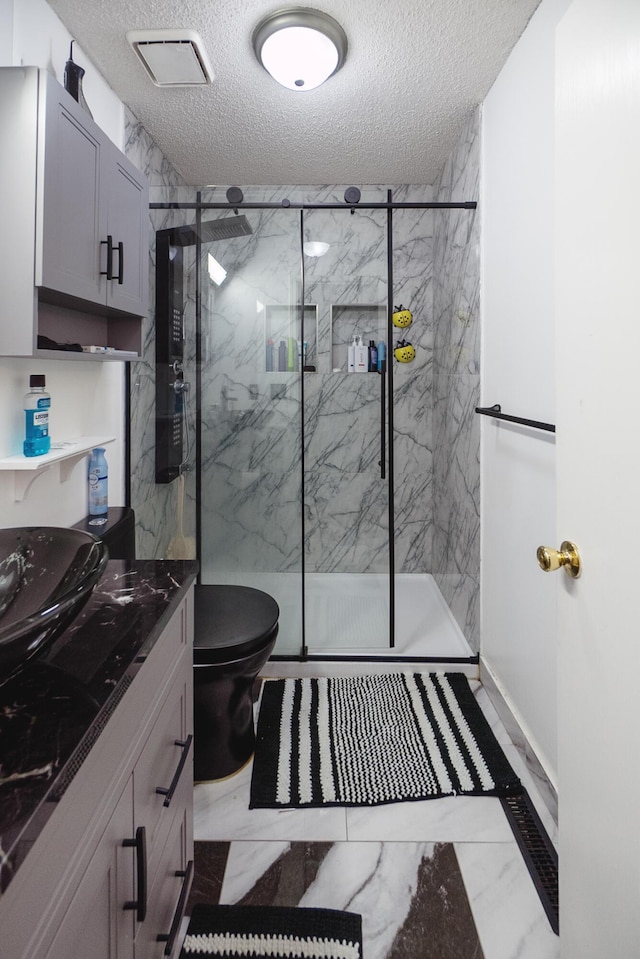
555,1,640,955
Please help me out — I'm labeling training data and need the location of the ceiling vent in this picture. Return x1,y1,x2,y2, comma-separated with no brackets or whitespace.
126,29,213,86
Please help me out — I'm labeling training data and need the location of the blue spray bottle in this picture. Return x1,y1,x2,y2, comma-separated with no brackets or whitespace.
88,447,108,525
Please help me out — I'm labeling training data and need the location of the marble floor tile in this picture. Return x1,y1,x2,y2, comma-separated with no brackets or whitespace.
187,841,229,911
219,840,330,906
455,841,559,959
220,840,484,959
345,795,514,843
194,762,348,841
471,685,513,744
261,660,481,679
190,668,559,959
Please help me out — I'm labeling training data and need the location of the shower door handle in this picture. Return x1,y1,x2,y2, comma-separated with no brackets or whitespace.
379,359,386,479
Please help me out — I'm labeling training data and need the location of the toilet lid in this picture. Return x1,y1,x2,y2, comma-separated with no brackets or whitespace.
193,585,280,663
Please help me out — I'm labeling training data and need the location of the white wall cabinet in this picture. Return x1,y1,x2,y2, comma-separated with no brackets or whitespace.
0,589,194,959
0,66,148,359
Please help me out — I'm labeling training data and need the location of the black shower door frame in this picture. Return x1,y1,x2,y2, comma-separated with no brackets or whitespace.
150,192,477,660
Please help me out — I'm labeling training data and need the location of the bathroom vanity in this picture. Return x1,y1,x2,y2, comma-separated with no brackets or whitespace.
0,559,198,959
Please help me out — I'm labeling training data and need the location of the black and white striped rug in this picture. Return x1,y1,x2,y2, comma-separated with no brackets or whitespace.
250,673,522,807
180,904,362,959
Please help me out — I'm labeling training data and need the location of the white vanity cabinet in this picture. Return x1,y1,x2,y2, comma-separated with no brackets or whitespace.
0,66,148,358
0,588,194,959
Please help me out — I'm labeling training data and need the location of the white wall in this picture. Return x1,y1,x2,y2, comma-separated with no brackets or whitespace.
8,0,123,146
0,0,135,529
0,358,125,527
0,0,12,64
480,0,571,787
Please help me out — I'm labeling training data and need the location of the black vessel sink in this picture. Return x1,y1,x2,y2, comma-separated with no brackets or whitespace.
0,527,109,680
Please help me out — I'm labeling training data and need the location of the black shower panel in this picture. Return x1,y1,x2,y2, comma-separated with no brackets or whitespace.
155,228,186,484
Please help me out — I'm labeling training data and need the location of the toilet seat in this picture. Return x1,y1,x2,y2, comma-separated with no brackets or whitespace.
193,585,279,663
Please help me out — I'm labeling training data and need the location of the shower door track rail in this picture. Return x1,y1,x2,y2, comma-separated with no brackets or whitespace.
270,653,480,664
150,201,477,211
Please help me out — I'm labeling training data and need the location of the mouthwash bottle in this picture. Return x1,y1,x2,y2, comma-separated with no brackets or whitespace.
23,374,51,457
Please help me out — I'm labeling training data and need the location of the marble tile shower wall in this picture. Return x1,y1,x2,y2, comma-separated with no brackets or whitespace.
124,109,198,560
432,110,481,651
199,186,435,579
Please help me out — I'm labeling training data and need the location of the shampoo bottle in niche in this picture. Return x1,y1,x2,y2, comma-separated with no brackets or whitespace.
23,374,51,457
354,335,368,372
347,335,357,372
377,341,386,372
287,337,297,372
368,340,378,371
88,447,108,525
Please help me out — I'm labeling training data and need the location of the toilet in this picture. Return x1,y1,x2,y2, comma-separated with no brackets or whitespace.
193,584,279,782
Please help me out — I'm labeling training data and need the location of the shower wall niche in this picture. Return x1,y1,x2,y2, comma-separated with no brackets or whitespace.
264,305,317,372
330,304,386,371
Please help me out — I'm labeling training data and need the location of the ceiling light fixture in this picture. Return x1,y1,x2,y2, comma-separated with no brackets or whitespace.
252,7,347,92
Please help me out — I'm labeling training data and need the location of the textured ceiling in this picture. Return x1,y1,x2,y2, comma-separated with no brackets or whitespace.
46,0,541,186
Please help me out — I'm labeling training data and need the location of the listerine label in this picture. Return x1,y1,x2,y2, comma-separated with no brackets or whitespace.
26,410,49,434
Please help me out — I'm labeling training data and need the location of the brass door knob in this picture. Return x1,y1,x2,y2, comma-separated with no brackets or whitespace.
536,541,581,578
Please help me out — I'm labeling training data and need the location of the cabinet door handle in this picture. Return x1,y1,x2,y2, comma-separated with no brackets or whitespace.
116,240,124,284
122,825,147,922
155,734,193,807
157,859,194,955
100,234,114,280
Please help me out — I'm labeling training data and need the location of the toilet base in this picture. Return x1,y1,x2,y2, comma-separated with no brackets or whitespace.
193,642,276,781
194,752,253,785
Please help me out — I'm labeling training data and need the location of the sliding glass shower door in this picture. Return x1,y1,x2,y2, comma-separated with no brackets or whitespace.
301,207,392,653
197,201,393,656
199,208,304,655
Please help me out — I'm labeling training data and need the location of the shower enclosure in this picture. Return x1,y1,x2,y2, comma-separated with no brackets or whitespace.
147,186,478,663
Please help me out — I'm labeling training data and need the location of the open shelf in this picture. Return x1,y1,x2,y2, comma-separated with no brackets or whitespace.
0,435,115,501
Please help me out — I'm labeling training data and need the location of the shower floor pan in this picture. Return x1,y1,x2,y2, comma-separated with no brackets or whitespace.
201,570,473,662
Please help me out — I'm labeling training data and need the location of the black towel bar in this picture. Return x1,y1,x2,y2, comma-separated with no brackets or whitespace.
475,404,555,433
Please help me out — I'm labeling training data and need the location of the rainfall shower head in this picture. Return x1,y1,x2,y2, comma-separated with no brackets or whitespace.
171,215,253,246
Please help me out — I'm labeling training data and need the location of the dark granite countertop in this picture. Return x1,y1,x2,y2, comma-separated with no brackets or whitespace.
0,559,198,893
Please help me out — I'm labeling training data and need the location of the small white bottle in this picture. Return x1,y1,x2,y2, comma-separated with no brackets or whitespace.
354,336,368,372
347,335,357,372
